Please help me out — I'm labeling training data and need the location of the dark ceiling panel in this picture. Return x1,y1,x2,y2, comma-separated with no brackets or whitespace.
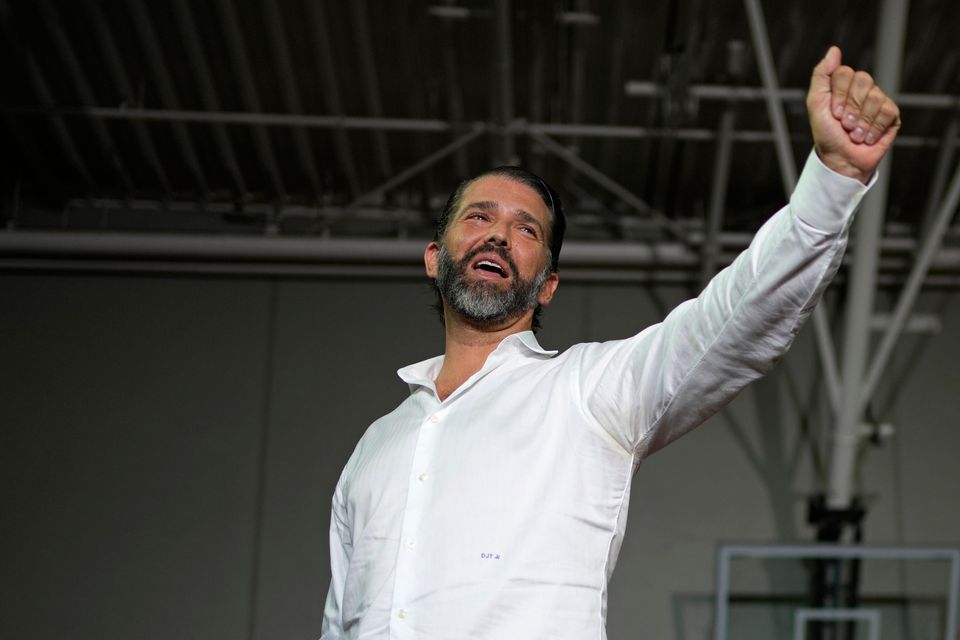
0,0,956,249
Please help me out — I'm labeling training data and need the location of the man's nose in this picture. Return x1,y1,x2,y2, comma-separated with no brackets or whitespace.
487,223,510,247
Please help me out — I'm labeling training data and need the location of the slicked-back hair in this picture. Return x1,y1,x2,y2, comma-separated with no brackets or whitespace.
435,166,566,272
431,166,565,332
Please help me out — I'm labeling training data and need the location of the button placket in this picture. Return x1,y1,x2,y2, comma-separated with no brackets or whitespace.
390,409,443,634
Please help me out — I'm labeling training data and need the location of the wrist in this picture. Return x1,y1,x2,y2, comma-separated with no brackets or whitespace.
815,147,873,185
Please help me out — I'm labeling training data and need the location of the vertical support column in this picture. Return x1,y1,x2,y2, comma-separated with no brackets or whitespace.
826,0,910,510
701,106,736,288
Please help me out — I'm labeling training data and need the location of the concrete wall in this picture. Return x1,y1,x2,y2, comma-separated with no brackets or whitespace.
1,273,957,639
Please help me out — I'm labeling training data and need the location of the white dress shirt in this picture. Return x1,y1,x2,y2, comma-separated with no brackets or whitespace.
321,152,872,639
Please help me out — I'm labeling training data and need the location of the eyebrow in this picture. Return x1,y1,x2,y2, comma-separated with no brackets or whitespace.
460,200,546,234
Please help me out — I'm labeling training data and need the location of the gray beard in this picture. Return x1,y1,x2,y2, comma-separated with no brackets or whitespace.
436,244,550,325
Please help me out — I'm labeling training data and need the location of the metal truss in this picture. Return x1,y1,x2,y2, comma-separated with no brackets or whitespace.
2,0,959,524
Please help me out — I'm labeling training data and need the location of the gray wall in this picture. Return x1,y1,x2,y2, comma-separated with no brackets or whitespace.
1,273,958,639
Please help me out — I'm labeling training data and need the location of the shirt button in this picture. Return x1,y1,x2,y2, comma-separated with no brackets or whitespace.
398,608,408,619
418,471,429,482
406,539,416,549
428,414,440,423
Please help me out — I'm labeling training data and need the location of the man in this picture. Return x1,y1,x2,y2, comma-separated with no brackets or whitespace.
321,47,900,639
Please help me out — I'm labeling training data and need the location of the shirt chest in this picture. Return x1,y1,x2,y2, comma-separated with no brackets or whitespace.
341,361,633,547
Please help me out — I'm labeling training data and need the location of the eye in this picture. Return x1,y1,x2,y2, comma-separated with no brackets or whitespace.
466,211,489,222
518,225,538,237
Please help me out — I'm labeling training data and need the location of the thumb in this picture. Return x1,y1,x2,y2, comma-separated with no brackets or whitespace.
810,45,841,95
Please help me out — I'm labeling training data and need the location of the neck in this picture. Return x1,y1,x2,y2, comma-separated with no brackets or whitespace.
434,306,533,401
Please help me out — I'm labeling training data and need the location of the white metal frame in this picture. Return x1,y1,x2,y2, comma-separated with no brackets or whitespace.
713,544,960,640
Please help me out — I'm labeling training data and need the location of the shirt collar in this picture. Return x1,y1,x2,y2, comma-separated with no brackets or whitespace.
397,331,557,391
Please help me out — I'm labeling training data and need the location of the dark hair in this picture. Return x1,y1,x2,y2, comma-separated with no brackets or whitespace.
435,166,566,272
432,166,565,332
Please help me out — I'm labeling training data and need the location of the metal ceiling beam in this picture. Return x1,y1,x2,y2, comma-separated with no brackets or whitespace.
38,0,134,193
919,116,960,243
562,0,589,187
350,125,487,207
260,0,322,200
599,1,628,176
350,0,393,179
86,0,171,193
5,231,960,278
128,0,209,195
0,0,93,190
440,17,469,176
6,105,955,149
743,0,797,195
8,257,960,287
0,232,695,265
828,0,909,511
527,128,689,243
171,0,247,198
701,105,736,287
308,0,360,198
625,82,960,110
45,198,960,251
215,0,285,200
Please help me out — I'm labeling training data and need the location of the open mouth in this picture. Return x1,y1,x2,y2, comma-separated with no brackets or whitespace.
473,259,509,278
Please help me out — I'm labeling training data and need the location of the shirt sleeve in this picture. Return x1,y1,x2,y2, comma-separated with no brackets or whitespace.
319,481,352,639
574,150,872,459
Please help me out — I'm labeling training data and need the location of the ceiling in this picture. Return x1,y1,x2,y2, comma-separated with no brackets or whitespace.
1,0,959,280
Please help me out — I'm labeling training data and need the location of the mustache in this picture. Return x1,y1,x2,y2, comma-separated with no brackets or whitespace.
459,243,519,278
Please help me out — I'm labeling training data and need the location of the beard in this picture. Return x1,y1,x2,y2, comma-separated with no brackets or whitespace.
435,243,551,325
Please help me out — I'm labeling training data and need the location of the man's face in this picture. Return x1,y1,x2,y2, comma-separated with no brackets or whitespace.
425,175,559,326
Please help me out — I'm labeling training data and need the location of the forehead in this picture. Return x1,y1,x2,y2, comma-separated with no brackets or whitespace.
457,175,552,226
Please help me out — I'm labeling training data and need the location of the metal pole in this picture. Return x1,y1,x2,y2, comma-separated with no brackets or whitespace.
3,105,950,148
742,0,798,195
919,117,960,242
827,0,909,510
742,0,843,416
349,126,487,207
624,81,959,110
812,306,842,414
858,158,960,410
701,106,736,287
526,128,689,242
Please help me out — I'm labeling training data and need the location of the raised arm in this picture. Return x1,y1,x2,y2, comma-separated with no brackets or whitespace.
576,47,900,457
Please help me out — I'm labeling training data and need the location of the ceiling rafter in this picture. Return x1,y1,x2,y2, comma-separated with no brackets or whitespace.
38,0,135,194
561,0,591,188
85,0,172,194
215,0,286,200
308,0,360,199
170,0,248,199
439,16,469,176
260,0,323,200
128,0,210,195
349,0,394,180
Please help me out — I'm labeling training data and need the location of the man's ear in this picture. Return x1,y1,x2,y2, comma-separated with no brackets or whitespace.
537,272,560,306
424,241,440,279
